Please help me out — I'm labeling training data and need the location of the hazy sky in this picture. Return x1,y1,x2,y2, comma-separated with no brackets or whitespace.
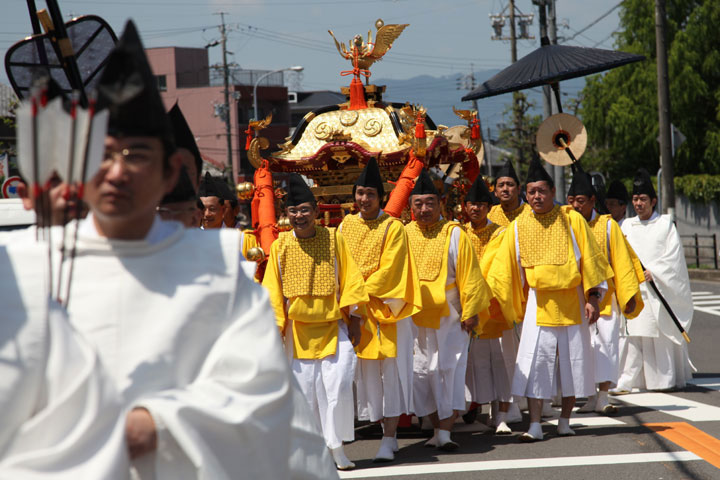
0,0,623,92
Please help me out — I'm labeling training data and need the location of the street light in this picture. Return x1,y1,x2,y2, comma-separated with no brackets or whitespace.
252,66,304,127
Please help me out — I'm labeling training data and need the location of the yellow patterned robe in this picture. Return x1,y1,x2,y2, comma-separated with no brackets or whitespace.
340,213,422,359
405,220,491,329
463,221,508,339
487,205,612,328
263,226,369,359
588,213,645,318
487,202,530,227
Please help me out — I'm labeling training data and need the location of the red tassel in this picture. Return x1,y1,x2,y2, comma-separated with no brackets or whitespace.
348,77,367,110
414,115,426,139
245,126,253,151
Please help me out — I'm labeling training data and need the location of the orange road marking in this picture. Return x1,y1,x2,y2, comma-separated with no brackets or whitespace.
645,422,720,469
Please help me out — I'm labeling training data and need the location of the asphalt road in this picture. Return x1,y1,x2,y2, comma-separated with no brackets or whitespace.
340,280,720,480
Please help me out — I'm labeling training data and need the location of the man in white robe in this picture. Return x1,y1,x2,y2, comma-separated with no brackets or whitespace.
615,169,694,392
53,21,335,479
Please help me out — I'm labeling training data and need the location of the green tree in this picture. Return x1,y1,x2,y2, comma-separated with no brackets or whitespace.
580,0,720,179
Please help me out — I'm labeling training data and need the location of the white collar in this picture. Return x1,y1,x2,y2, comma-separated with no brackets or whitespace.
79,212,179,245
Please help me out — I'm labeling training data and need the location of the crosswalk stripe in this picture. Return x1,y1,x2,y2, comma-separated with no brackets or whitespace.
545,416,625,427
689,378,720,391
615,392,720,421
337,452,702,478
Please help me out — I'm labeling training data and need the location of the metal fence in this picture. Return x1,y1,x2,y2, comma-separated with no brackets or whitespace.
681,233,718,269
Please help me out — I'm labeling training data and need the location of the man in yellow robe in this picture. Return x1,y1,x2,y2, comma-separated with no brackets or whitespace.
566,171,644,415
406,169,491,450
487,158,612,442
486,159,530,423
339,158,422,462
462,175,514,435
263,173,368,470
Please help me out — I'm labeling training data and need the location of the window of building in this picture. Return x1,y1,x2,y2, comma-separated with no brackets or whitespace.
156,75,167,91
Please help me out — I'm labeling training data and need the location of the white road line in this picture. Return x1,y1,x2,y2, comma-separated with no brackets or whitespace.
694,307,720,317
691,291,713,296
689,377,720,391
615,392,720,421
338,452,702,478
545,416,625,427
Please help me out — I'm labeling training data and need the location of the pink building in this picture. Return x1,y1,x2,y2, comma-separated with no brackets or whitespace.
146,47,290,183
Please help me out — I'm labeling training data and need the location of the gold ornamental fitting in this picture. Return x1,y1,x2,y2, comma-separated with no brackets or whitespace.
236,182,255,200
277,217,292,231
246,246,266,262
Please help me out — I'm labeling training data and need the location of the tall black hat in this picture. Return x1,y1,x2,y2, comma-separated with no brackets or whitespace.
525,157,554,187
605,180,629,204
410,169,440,196
285,173,316,207
353,157,384,199
168,103,202,179
161,166,196,204
632,168,656,198
96,21,174,144
567,171,595,197
465,175,493,204
198,172,223,198
494,159,520,185
213,177,234,202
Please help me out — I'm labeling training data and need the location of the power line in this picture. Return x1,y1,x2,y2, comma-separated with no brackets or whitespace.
561,1,623,43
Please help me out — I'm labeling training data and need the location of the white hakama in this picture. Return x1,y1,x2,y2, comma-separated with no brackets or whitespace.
355,317,414,421
413,288,470,420
286,320,357,449
512,287,596,399
617,335,692,391
591,301,621,386
466,337,512,404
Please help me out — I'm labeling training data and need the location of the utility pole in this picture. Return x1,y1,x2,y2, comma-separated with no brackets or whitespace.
509,0,522,174
655,0,675,216
215,12,236,184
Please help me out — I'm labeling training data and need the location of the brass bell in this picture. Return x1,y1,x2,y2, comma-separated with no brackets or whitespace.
246,246,266,262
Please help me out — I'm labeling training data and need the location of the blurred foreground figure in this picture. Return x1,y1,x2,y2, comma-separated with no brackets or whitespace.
51,20,331,479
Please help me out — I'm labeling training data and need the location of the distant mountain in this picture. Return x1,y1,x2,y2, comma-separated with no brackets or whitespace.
374,70,587,140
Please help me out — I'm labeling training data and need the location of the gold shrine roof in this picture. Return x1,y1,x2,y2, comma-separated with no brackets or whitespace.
276,106,408,161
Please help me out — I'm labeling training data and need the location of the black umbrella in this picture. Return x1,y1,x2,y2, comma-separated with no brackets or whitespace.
461,37,645,111
462,37,644,168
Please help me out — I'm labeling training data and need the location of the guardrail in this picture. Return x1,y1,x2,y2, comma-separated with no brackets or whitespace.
681,233,718,269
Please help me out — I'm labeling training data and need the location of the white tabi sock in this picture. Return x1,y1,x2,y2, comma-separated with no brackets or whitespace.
391,435,399,453
373,436,396,462
526,422,543,440
436,429,458,450
595,391,609,409
331,446,355,470
557,417,576,436
495,411,512,434
506,402,523,423
578,395,597,413
424,428,440,447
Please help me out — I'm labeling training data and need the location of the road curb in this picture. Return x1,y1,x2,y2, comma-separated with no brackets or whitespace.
689,268,720,283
